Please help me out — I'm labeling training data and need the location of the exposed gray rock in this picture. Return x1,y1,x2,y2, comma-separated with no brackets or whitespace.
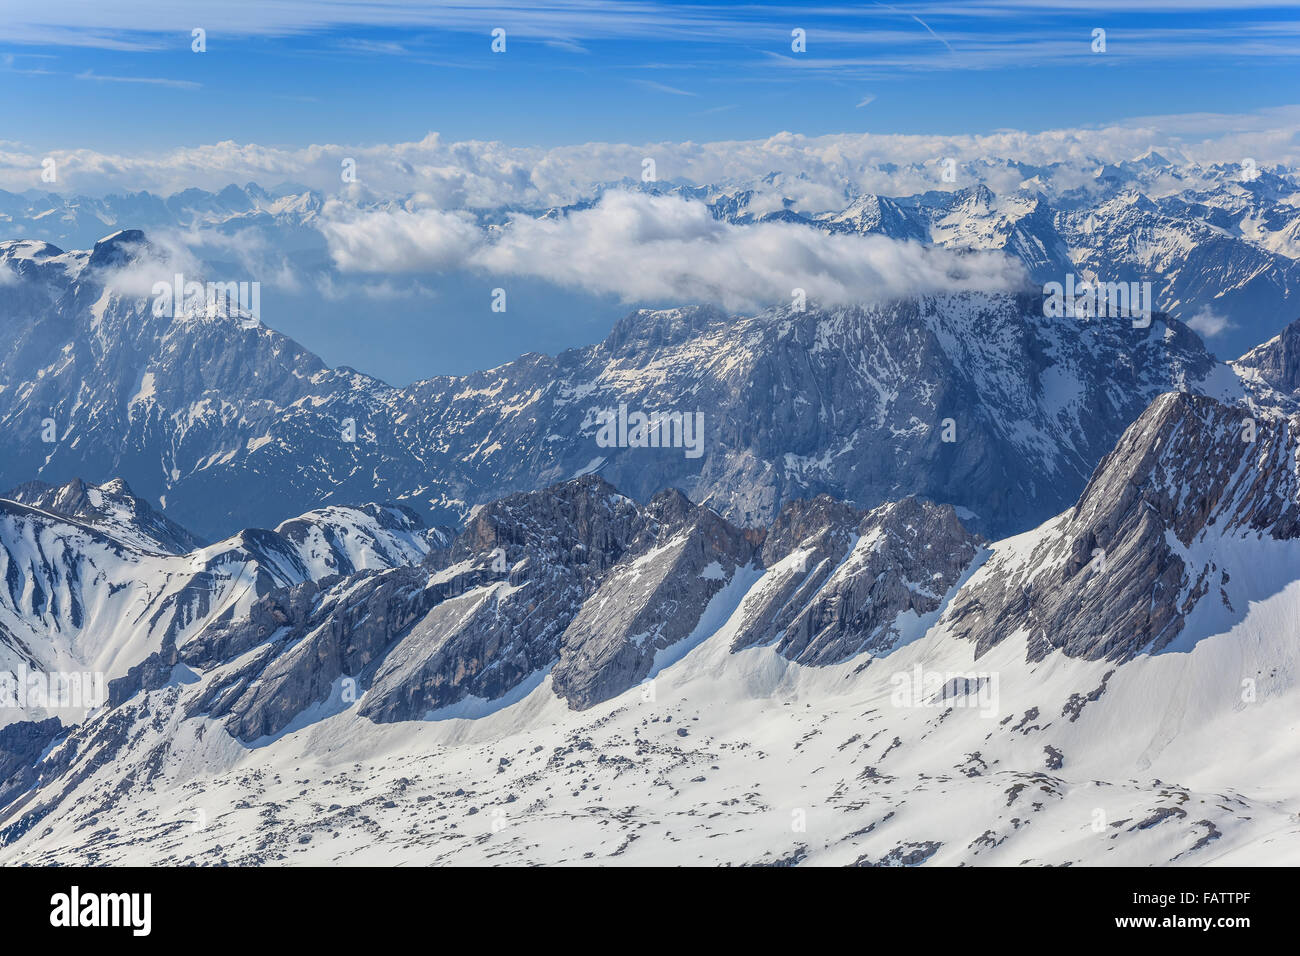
732,496,981,665
358,476,654,722
190,476,672,734
1233,315,1300,411
116,472,989,738
550,490,760,710
728,495,862,656
0,717,63,807
943,391,1300,663
852,840,943,866
199,570,447,741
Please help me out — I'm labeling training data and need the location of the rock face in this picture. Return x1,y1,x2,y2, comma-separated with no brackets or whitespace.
1233,315,1300,411
357,477,658,722
187,476,984,733
731,496,982,666
550,490,761,709
184,477,765,732
0,467,984,748
0,717,63,807
942,391,1300,663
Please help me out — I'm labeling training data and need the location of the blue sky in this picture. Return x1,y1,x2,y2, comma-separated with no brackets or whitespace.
2,0,1297,154
1,1,1298,385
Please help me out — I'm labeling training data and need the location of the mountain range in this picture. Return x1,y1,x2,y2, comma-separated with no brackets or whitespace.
0,368,1297,863
1,158,1299,866
0,227,1261,544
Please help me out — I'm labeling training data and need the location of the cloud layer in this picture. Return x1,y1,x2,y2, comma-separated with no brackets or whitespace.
319,191,1031,312
3,107,1298,208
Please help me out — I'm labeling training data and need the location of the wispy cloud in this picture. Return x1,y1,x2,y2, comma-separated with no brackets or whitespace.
1,0,1290,70
1186,306,1234,338
544,38,590,54
75,69,200,90
336,38,409,55
870,0,955,53
633,79,697,97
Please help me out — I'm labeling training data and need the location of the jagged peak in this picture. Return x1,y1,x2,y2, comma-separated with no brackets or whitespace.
1073,389,1298,545
86,228,151,271
4,476,203,555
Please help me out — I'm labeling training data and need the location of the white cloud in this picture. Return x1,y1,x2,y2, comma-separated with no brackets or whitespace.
92,228,304,303
319,190,1030,312
95,230,205,298
1185,305,1234,338
318,199,482,273
172,224,303,292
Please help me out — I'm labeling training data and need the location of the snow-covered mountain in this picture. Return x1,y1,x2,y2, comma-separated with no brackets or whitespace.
5,477,204,554
0,478,447,731
1232,315,1300,414
714,175,1300,356
0,382,1296,865
944,391,1300,664
0,229,1253,543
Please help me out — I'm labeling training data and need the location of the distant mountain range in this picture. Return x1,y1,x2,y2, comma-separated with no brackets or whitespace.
5,151,1298,358
0,228,1268,543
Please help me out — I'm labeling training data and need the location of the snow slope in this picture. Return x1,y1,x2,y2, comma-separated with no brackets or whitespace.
1,391,1297,865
